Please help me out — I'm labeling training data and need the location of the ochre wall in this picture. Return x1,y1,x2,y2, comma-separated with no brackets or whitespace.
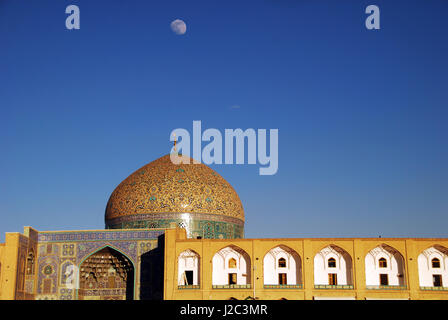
164,228,448,300
0,233,21,300
0,227,39,300
0,243,4,297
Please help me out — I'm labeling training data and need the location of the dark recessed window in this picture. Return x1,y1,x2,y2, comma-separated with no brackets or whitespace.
433,274,442,287
228,273,237,285
279,273,287,285
432,258,441,269
278,258,286,268
185,270,194,285
379,258,387,268
380,274,389,286
328,258,336,268
328,273,337,285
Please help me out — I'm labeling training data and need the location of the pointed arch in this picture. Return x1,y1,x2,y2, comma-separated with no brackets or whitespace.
212,245,251,286
314,245,353,287
418,244,448,289
78,244,136,268
365,243,406,288
263,245,302,286
77,245,135,300
178,249,200,287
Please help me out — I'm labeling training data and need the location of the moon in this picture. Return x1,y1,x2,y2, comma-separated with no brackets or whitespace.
170,19,187,35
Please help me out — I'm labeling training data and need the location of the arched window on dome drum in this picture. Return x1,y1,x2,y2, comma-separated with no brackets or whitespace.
228,258,237,269
432,258,441,269
328,258,336,268
278,258,286,268
379,258,387,268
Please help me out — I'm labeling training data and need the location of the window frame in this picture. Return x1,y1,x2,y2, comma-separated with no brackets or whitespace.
278,273,287,285
328,273,337,285
378,257,387,268
228,273,237,285
432,258,441,269
278,258,287,268
328,258,336,268
433,274,442,287
185,270,194,285
228,258,237,269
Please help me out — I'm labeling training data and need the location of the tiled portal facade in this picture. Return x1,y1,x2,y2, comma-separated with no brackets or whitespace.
0,227,165,300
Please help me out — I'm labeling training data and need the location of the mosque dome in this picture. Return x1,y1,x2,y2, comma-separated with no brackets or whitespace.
105,154,244,239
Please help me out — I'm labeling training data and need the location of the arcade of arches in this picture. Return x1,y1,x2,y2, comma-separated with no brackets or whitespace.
164,228,448,300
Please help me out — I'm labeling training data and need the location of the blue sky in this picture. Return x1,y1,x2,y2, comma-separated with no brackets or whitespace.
0,0,447,242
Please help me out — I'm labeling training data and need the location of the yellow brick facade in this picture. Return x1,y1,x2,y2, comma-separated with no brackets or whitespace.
163,228,448,300
0,227,38,300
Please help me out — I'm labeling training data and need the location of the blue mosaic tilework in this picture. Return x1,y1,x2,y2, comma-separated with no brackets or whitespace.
38,229,165,243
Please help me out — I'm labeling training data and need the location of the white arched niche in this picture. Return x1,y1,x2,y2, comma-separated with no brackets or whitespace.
418,245,448,289
365,244,406,287
212,245,251,287
178,249,200,286
263,245,301,286
314,245,353,287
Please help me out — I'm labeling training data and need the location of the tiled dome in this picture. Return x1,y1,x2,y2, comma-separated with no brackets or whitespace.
105,154,244,239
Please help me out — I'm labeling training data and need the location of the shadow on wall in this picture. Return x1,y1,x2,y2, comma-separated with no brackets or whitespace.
139,234,165,300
